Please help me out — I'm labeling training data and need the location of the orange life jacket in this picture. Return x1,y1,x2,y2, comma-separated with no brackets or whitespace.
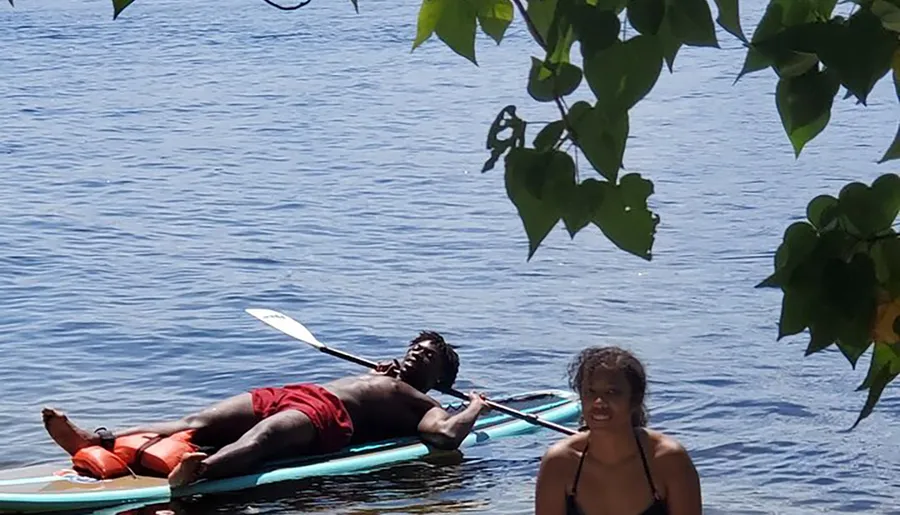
71,430,198,479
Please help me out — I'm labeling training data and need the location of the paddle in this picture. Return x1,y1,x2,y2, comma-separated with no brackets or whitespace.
245,308,577,437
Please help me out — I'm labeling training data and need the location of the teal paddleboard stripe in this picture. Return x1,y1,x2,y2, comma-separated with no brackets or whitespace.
0,389,581,513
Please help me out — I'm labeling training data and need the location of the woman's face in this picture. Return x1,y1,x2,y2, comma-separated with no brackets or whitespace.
579,367,635,431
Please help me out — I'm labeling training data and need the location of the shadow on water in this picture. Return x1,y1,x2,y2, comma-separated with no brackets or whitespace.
88,451,501,515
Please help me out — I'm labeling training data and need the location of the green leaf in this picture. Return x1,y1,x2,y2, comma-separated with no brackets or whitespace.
527,0,560,43
413,0,446,49
569,101,630,181
584,35,664,117
806,320,838,355
504,148,577,259
595,0,627,11
627,0,666,35
758,11,899,105
665,0,718,47
543,0,580,63
775,66,840,157
879,54,900,163
828,253,878,315
411,0,482,63
713,0,747,42
880,124,900,164
808,314,866,365
873,0,900,32
836,338,873,368
828,12,896,105
656,13,682,71
737,0,826,81
824,253,879,366
871,173,900,229
779,286,812,339
852,342,900,427
550,27,578,64
572,5,622,59
562,178,605,237
478,0,515,44
806,194,839,231
113,0,135,19
592,173,659,260
837,176,900,238
527,0,577,62
534,120,567,151
767,227,878,362
528,58,584,102
815,0,837,17
738,49,774,81
857,342,900,390
758,221,819,288
435,0,479,64
872,236,900,296
483,105,527,172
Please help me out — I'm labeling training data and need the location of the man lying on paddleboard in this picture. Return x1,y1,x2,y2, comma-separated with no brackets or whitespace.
41,331,489,488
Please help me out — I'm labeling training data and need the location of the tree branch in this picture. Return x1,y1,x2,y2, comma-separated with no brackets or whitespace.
511,0,547,50
261,0,312,10
510,0,583,159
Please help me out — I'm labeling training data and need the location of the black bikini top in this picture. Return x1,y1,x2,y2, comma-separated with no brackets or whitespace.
565,429,668,515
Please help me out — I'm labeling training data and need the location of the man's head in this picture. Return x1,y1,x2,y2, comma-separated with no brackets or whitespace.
397,330,459,393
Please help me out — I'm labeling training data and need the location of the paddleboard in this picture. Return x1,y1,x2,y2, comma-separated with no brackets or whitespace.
0,389,581,514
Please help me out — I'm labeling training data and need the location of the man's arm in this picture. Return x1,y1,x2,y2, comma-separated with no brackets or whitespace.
396,383,489,450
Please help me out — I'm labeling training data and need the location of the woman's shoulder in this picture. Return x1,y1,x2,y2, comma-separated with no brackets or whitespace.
643,428,684,452
641,428,697,474
540,431,589,468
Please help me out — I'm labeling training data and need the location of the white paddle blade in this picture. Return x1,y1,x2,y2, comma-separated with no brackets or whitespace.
245,308,326,349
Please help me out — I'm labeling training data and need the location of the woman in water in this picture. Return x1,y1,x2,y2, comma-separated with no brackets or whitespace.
534,346,702,515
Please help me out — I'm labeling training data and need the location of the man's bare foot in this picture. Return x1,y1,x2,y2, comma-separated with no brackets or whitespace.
41,407,97,456
167,452,208,488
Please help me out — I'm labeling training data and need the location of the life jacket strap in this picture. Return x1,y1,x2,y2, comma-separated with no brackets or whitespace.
132,434,166,469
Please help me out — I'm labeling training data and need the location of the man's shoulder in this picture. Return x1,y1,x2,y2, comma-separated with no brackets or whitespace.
390,379,442,408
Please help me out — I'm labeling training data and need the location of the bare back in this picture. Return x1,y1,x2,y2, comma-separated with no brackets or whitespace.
322,374,439,444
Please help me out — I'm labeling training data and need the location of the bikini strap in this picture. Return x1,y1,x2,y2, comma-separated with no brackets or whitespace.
634,429,661,500
570,442,589,495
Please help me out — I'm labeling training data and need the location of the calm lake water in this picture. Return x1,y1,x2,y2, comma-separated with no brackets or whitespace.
1,0,899,513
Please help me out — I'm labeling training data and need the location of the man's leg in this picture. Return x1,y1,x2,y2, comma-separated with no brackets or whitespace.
168,409,318,487
42,393,260,455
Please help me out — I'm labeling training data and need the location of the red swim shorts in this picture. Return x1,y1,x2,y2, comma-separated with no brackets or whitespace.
249,383,354,453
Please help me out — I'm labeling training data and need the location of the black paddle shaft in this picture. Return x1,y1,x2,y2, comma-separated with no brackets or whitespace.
318,344,577,436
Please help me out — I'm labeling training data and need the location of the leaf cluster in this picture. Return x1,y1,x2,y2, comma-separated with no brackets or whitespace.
758,173,900,426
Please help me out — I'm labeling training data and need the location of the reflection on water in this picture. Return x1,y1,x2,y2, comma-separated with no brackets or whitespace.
105,452,500,515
